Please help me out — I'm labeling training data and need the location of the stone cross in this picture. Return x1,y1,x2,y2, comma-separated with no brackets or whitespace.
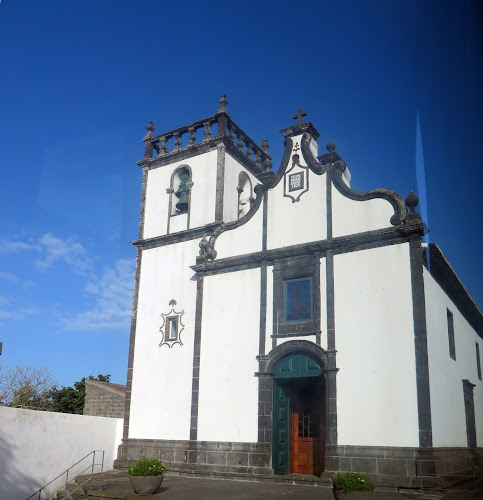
292,108,308,125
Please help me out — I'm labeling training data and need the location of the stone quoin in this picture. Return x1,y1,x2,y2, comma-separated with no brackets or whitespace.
115,96,482,492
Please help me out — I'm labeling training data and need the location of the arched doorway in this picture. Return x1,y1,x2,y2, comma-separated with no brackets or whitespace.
272,353,324,475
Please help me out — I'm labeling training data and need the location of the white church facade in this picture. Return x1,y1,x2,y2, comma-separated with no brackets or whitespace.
117,97,482,490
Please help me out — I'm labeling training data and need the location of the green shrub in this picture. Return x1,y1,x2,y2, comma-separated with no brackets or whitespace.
127,457,165,476
332,472,375,492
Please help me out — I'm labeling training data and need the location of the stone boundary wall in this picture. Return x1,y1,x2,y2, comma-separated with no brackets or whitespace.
0,406,123,500
83,379,126,418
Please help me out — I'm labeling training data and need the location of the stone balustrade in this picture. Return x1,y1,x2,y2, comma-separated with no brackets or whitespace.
142,96,272,171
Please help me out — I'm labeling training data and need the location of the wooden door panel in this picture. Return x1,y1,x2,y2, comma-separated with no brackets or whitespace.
289,387,321,475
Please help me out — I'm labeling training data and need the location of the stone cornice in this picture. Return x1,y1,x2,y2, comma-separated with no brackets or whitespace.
132,222,222,249
137,135,263,176
280,122,320,140
191,222,424,275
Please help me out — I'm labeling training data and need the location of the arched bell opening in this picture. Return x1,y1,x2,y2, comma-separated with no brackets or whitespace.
237,172,253,219
167,165,193,233
170,165,192,215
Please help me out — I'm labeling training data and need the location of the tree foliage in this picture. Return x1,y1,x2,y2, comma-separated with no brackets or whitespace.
0,364,110,414
0,363,56,410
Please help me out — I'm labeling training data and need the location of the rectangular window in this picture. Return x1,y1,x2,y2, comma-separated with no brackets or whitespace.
447,309,456,360
167,317,178,340
477,342,482,381
283,277,313,323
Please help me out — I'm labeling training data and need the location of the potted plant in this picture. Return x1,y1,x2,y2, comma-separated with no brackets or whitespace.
332,472,375,499
128,457,165,495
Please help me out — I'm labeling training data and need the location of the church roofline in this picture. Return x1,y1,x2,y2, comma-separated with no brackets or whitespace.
424,243,483,336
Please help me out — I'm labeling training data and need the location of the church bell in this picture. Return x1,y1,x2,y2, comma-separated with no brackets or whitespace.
175,190,189,212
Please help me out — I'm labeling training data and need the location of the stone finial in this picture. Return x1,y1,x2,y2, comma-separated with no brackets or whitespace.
405,190,419,213
217,94,228,113
292,108,308,125
143,121,155,158
261,139,270,154
404,190,422,225
317,141,343,166
143,121,155,141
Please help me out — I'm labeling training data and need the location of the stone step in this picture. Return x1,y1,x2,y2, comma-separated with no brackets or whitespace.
55,479,88,500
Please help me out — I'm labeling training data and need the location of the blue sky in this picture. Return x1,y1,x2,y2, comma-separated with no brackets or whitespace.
0,0,481,388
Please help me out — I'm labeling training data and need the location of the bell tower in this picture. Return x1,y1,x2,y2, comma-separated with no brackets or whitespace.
136,95,272,241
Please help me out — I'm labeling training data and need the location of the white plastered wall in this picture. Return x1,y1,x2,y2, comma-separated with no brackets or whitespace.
424,268,483,447
129,239,199,440
143,150,218,239
197,269,260,442
331,188,394,238
267,134,327,250
214,195,264,259
223,152,259,223
189,150,218,228
143,166,170,239
0,407,122,500
335,243,420,447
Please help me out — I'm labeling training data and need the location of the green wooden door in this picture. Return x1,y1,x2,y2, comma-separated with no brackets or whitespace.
274,353,322,379
272,379,290,475
272,353,323,475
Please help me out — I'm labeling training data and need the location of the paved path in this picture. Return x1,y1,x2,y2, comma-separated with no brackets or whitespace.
149,475,419,499
88,471,421,500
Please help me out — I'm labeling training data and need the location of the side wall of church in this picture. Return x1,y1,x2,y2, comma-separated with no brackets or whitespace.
143,150,218,239
424,268,483,447
197,268,260,442
334,242,420,447
128,239,199,440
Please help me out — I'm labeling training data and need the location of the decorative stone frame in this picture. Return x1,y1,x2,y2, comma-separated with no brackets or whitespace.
272,256,321,343
255,340,329,451
166,164,193,231
283,152,309,203
159,300,185,348
237,171,254,219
